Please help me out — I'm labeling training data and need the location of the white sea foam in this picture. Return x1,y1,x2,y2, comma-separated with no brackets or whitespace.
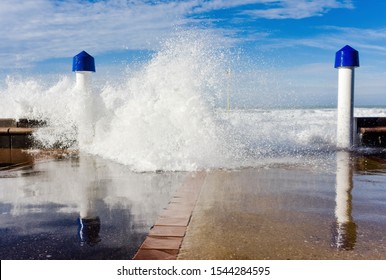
1,31,386,171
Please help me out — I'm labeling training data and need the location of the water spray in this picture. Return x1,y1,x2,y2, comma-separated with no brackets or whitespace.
226,68,231,111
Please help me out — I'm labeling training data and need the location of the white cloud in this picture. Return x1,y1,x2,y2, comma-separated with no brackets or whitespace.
318,26,386,54
0,0,356,70
246,24,386,66
243,0,354,19
192,0,274,12
0,0,198,68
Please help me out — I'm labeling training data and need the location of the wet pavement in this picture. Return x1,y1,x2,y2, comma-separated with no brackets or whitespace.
0,152,185,259
178,152,386,260
1,149,386,260
133,171,205,260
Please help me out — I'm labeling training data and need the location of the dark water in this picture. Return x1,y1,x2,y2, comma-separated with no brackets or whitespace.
0,153,184,260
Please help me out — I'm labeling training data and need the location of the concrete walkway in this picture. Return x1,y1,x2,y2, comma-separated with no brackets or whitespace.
177,166,386,260
134,159,386,260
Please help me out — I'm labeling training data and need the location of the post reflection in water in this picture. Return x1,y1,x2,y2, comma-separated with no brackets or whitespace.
331,151,357,250
0,150,185,259
77,155,102,246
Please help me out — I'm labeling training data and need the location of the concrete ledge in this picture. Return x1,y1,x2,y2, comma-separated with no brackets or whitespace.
0,119,38,149
0,128,35,135
0,128,35,149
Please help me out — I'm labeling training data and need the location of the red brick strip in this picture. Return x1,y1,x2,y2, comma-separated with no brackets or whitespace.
133,171,206,260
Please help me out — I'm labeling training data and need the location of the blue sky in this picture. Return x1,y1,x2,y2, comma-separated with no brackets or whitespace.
1,0,386,108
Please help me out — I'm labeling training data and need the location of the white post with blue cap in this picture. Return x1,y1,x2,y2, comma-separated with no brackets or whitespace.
72,51,96,146
335,45,359,150
73,51,95,92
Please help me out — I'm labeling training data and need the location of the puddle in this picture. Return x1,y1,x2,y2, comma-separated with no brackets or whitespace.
0,152,186,259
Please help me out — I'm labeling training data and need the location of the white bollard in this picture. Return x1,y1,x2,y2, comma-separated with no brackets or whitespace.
72,51,96,146
73,50,95,91
335,45,359,150
75,71,92,93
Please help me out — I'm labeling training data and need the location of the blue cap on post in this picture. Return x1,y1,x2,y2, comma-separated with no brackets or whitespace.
72,51,96,72
334,45,359,68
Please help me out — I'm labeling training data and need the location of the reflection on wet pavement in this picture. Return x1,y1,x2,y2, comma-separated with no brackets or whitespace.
2,149,386,260
0,148,34,170
178,153,386,260
331,151,356,251
0,153,185,259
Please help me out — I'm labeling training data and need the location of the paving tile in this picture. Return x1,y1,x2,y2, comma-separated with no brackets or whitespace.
132,171,207,260
149,226,186,237
159,208,192,218
140,236,183,250
167,202,195,211
155,216,191,227
133,249,178,260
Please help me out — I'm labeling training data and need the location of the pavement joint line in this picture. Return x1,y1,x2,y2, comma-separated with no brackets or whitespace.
132,171,206,260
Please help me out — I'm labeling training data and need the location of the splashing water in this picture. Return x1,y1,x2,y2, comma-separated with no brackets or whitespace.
88,32,234,171
2,31,385,171
0,31,234,171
